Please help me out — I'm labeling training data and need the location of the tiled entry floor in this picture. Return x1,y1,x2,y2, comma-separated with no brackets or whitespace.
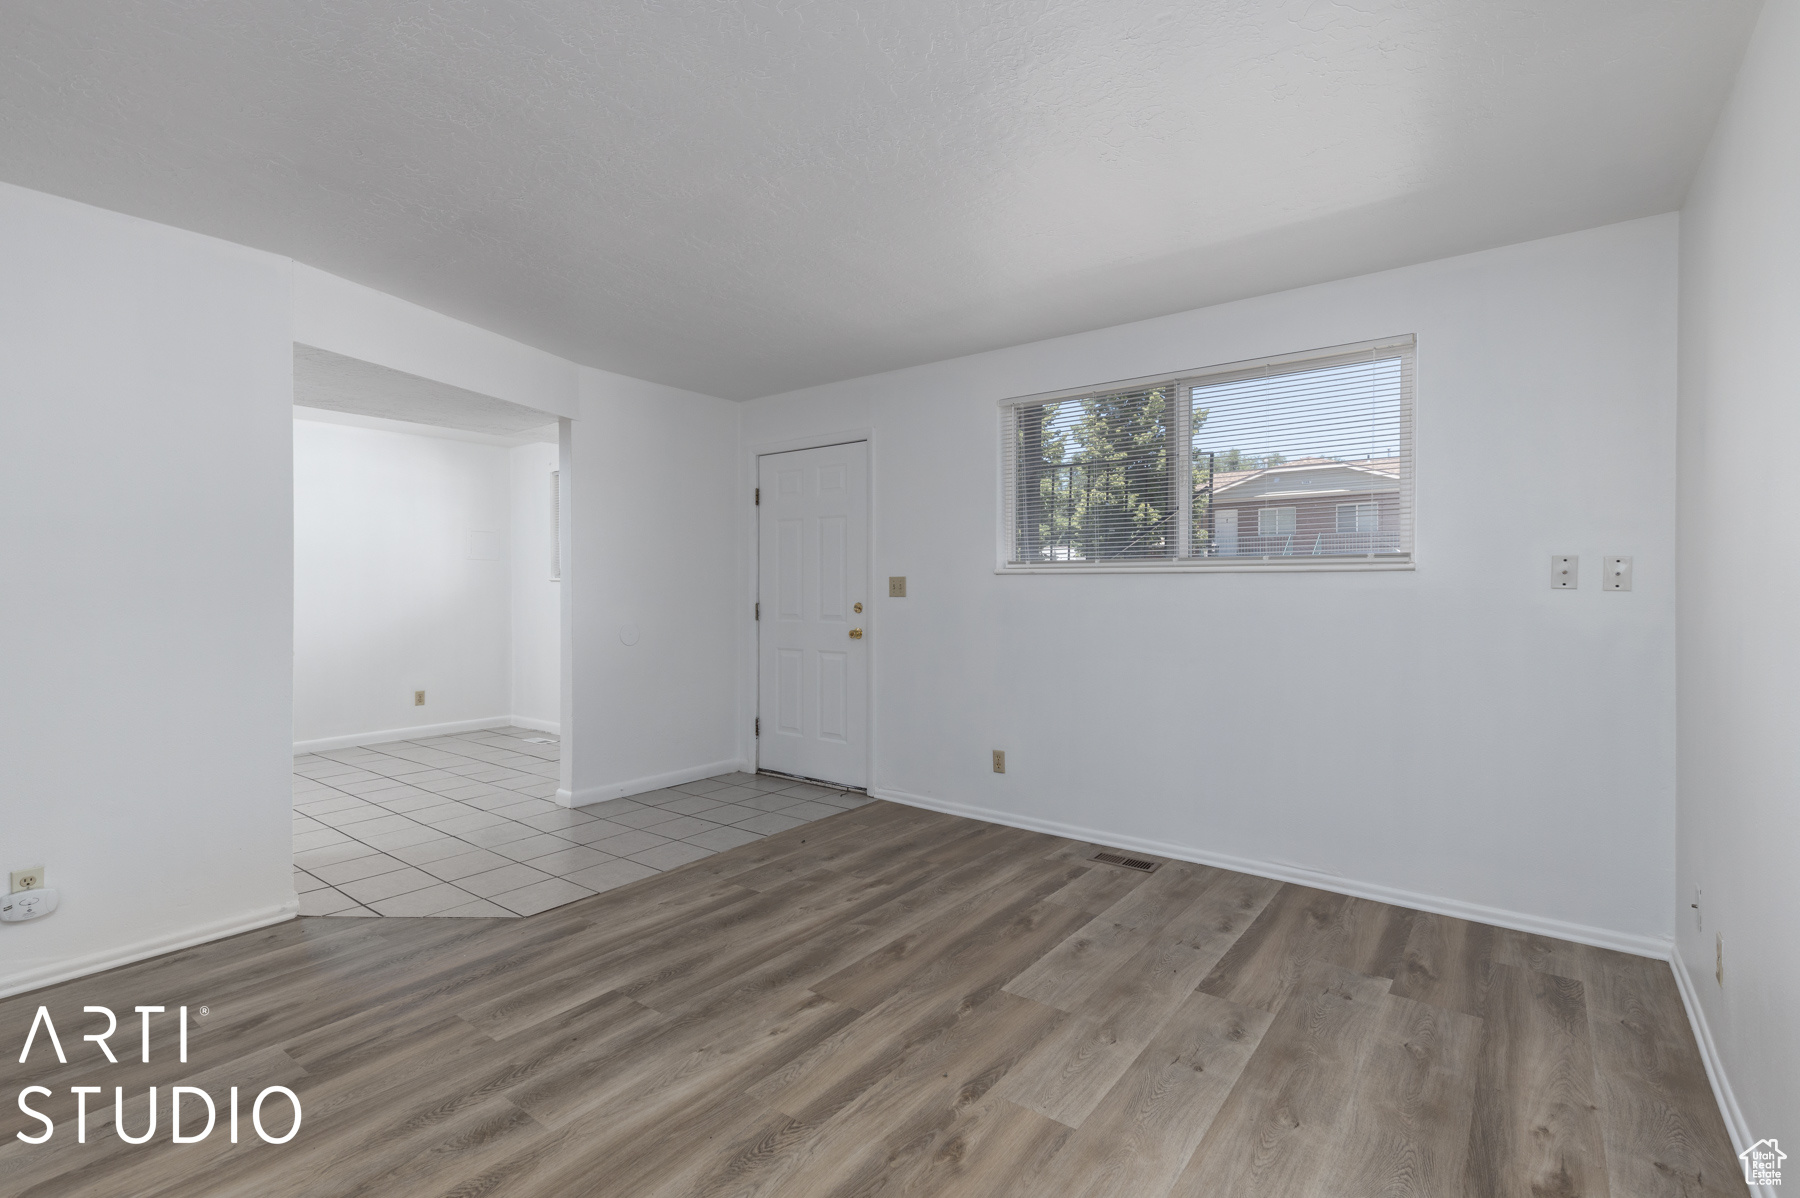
292,726,870,917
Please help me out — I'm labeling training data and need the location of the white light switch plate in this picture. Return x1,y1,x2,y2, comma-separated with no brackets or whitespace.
1604,555,1633,591
1551,555,1578,589
0,888,59,922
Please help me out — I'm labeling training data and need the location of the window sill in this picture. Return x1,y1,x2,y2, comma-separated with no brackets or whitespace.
995,557,1415,575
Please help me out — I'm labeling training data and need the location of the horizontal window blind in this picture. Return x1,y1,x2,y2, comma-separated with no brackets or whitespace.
1002,336,1413,568
1009,383,1184,562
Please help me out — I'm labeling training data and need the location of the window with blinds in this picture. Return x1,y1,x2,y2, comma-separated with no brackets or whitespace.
1000,336,1413,569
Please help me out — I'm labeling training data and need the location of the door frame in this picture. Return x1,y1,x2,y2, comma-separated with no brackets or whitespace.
743,428,877,789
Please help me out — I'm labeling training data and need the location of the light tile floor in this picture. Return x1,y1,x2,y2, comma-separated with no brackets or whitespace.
293,727,871,917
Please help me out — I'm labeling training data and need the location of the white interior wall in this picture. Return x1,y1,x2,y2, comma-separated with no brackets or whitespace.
292,416,513,747
0,182,295,997
565,367,743,804
740,215,1680,951
1675,0,1800,1158
510,439,563,730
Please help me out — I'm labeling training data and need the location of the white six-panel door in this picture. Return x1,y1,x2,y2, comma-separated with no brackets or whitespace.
757,442,868,788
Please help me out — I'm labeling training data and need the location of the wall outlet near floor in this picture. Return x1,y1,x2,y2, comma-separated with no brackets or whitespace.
992,750,1005,774
1551,554,1579,589
414,690,426,706
1716,932,1724,987
10,866,44,894
1692,885,1702,931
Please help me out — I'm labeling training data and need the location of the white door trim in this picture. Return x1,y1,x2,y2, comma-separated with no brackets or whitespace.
743,428,876,789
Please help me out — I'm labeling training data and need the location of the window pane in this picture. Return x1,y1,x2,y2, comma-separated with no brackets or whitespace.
1192,356,1405,558
1014,386,1178,562
1335,502,1379,534
1258,506,1296,536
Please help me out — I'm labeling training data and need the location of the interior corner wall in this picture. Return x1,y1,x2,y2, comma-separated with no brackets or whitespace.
741,214,1680,952
564,368,743,803
0,182,295,997
1675,0,1800,1155
510,440,562,729
292,419,514,746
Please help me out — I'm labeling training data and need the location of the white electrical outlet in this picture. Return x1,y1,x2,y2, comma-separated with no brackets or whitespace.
1604,555,1633,591
1551,555,1579,589
10,866,43,894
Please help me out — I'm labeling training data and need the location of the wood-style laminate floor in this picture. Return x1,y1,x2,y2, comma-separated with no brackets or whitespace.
2,800,1744,1197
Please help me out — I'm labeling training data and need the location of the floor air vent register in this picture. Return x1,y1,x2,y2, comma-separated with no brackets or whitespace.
1091,851,1159,872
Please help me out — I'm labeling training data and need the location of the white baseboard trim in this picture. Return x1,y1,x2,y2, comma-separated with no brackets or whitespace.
507,714,560,735
0,898,299,1000
294,716,516,754
563,758,751,808
868,786,1674,960
1670,948,1771,1195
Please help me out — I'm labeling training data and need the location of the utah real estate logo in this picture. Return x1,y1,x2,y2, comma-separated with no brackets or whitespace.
1742,1138,1785,1188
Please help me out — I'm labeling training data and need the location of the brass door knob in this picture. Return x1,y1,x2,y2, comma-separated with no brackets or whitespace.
849,628,864,639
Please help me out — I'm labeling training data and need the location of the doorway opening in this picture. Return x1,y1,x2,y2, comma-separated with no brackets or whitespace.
289,345,573,916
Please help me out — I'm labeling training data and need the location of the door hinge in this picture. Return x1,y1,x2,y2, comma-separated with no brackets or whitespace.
754,718,760,737
754,601,759,620
754,487,760,505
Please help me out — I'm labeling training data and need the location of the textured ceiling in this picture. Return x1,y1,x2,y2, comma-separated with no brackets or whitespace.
294,344,561,433
0,1,1760,399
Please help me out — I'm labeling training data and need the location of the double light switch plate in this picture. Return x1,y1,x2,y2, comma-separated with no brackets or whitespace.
1552,554,1633,590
